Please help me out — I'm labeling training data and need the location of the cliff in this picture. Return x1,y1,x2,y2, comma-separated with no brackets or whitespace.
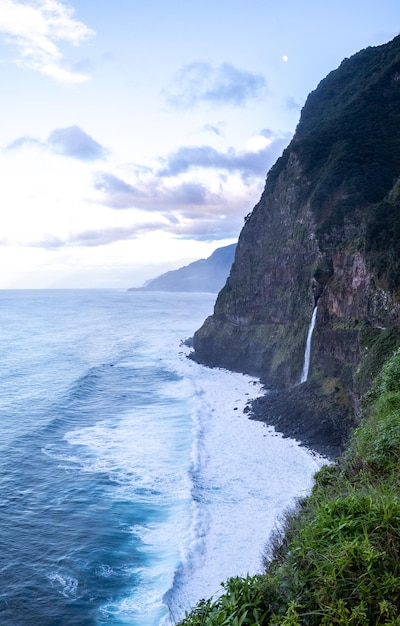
192,35,400,444
129,244,236,293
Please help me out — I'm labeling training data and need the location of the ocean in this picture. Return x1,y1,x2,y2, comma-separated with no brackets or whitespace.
0,289,324,626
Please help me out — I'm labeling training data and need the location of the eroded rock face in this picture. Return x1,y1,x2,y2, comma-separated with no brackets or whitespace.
192,35,400,415
193,155,319,386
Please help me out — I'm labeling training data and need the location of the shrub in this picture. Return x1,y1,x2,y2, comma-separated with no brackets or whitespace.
177,575,270,626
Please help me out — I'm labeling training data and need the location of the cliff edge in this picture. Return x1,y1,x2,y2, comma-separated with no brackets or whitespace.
192,35,400,447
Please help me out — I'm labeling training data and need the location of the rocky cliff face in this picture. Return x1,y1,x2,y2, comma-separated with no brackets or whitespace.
192,35,400,428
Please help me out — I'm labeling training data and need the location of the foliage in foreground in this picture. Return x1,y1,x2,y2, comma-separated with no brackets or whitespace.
178,348,400,625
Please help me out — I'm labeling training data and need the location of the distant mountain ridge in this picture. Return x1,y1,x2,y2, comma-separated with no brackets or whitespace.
129,244,236,292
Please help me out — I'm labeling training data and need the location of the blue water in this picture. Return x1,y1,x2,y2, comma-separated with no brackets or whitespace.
0,290,324,626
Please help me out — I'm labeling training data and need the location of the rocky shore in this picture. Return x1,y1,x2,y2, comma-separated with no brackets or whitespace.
248,381,356,460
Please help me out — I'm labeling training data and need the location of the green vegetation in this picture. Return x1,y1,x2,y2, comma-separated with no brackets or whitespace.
177,348,400,625
355,326,400,394
295,40,400,212
366,189,400,292
264,35,400,252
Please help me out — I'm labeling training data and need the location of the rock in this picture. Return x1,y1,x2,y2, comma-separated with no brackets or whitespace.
191,35,400,441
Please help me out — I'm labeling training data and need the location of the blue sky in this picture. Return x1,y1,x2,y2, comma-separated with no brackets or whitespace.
0,0,399,288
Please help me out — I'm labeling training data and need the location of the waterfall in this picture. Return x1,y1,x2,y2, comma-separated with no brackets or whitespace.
300,307,317,384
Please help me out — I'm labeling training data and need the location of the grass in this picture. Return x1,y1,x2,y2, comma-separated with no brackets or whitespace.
175,576,270,626
178,347,400,625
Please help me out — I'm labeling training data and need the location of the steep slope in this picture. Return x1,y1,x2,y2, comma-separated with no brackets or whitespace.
129,244,236,292
192,35,400,428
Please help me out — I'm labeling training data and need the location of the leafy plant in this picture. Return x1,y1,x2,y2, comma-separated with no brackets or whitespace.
177,576,270,626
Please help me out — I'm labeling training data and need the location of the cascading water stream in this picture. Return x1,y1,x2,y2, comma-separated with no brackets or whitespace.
300,307,317,384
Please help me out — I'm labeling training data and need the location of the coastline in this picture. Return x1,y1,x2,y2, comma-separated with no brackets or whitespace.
249,381,354,460
165,353,327,624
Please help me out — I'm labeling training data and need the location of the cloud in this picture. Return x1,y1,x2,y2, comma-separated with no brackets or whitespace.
6,125,107,161
90,168,261,243
2,123,291,251
172,182,207,205
165,62,267,108
26,234,65,248
286,96,302,110
30,217,229,248
19,222,168,248
0,0,94,83
94,172,138,195
165,219,241,242
17,207,239,251
94,172,213,212
158,134,290,179
6,135,42,150
65,224,165,247
259,128,278,139
203,124,224,137
90,131,292,245
94,172,143,209
48,126,107,160
34,215,240,248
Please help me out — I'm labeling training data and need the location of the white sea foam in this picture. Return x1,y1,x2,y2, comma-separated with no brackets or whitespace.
162,350,327,624
60,371,199,625
47,571,79,598
57,342,327,626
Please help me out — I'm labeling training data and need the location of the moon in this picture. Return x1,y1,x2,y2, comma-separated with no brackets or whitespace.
283,55,289,62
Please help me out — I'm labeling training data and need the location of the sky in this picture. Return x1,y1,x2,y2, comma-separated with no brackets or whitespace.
0,1,399,288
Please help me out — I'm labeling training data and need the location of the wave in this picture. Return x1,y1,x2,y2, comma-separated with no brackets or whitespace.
158,351,327,625
0,291,326,626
